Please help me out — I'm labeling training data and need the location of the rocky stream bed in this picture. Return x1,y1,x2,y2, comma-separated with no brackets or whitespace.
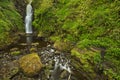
0,34,77,80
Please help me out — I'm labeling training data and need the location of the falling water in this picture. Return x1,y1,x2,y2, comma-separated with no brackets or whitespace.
24,0,72,79
25,0,33,34
50,55,72,80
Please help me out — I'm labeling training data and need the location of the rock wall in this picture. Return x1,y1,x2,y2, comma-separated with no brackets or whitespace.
12,0,26,19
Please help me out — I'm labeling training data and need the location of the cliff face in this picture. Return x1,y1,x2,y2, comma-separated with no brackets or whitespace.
0,0,24,48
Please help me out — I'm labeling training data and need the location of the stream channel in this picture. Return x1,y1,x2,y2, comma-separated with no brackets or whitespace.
0,33,77,80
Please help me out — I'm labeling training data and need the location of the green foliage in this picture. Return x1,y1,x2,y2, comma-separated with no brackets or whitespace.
71,47,101,79
0,0,23,47
33,0,120,79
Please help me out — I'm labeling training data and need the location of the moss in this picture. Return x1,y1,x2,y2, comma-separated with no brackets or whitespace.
10,51,21,56
19,53,43,76
53,40,73,52
0,0,24,48
71,47,103,79
33,0,120,79
71,47,100,70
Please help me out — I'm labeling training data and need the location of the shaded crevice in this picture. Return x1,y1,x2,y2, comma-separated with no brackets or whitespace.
12,0,27,19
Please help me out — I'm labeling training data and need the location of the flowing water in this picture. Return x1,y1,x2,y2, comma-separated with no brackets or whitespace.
24,1,72,79
25,0,33,34
0,34,77,80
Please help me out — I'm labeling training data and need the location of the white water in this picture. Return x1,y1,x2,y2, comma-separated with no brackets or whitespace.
25,1,33,33
50,55,72,80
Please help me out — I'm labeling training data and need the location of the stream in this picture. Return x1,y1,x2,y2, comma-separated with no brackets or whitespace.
0,34,77,80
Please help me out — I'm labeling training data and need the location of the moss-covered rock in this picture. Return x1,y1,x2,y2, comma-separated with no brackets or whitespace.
19,53,43,76
54,40,73,52
70,47,108,80
10,51,21,56
37,31,50,37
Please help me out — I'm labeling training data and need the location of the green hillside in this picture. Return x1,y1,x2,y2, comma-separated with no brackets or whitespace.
33,0,120,79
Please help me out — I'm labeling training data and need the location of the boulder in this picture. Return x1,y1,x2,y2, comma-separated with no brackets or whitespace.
0,60,19,80
19,53,43,76
53,40,73,52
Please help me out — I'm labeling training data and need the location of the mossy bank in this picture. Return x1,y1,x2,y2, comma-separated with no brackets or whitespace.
0,0,24,49
33,0,120,79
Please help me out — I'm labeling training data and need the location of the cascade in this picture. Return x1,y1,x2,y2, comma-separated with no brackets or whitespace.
25,0,33,34
50,55,72,80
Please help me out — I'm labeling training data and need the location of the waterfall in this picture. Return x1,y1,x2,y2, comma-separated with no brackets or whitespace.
25,0,33,34
50,56,72,80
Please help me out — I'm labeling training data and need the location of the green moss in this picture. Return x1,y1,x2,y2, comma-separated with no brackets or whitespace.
71,47,101,79
0,0,24,48
53,40,73,51
10,51,21,56
19,53,43,76
33,0,120,79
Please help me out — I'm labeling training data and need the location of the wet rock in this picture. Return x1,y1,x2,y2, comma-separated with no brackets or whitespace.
54,50,61,54
19,43,27,46
19,53,43,77
0,60,19,80
70,47,105,80
53,40,73,52
31,42,39,46
30,47,37,52
38,31,49,37
60,70,70,79
10,48,19,51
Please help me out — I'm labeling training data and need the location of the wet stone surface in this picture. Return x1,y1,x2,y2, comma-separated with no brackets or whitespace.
0,35,77,80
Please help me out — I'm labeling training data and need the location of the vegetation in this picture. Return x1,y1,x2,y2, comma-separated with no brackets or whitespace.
33,0,120,79
0,0,120,79
0,0,23,48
